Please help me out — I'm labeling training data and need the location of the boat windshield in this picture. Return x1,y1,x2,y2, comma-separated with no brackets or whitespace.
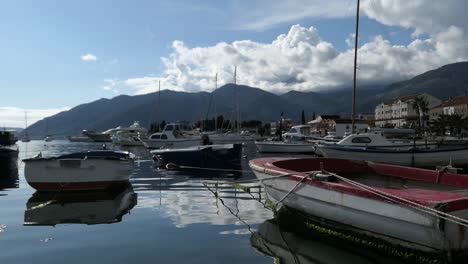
300,127,312,136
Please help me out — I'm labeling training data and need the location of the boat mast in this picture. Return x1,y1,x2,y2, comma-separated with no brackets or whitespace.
351,0,360,134
24,111,29,136
214,73,218,131
234,65,240,133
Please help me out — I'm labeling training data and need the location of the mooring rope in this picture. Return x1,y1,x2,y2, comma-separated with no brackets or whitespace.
322,170,468,228
264,168,468,228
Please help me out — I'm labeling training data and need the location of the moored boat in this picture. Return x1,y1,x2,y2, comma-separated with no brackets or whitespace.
23,150,135,191
249,157,468,255
152,143,242,170
255,140,316,153
315,144,468,167
141,123,203,149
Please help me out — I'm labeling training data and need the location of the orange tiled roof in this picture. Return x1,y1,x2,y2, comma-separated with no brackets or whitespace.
433,95,468,108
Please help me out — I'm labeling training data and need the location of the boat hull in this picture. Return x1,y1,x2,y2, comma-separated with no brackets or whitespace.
142,138,202,149
152,144,242,169
24,158,134,191
249,157,468,254
316,145,468,167
255,141,315,153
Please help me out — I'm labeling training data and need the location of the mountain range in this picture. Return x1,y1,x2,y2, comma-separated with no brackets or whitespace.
24,62,468,138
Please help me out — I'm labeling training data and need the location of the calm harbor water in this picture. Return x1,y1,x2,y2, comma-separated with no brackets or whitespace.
0,141,444,263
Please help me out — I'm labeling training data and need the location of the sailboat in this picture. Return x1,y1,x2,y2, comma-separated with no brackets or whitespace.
44,118,52,142
21,111,31,142
209,67,261,143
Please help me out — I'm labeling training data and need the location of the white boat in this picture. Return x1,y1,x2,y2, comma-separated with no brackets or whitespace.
209,131,261,143
23,150,135,191
255,140,315,153
250,157,468,255
282,125,320,141
44,135,53,142
141,123,203,149
111,121,148,146
24,183,137,226
321,132,438,150
315,144,468,167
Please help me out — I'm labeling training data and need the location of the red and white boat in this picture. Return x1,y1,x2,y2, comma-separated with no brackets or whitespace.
249,157,468,255
24,150,135,191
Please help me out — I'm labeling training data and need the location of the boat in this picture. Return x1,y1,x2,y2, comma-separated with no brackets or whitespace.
255,140,315,153
141,123,203,149
24,183,137,226
152,143,242,170
82,129,113,142
315,143,468,167
111,121,148,146
249,157,468,255
0,130,18,146
320,132,438,149
282,125,320,141
23,150,135,191
44,135,53,142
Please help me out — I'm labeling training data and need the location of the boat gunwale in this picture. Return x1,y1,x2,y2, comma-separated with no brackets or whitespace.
249,157,468,212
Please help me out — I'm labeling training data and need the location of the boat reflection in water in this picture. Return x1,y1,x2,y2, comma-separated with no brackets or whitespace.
24,182,137,226
0,156,19,192
251,219,403,264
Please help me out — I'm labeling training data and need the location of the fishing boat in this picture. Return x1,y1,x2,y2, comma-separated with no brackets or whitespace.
315,144,468,167
24,183,137,226
23,150,135,191
152,143,242,170
141,123,203,149
249,157,468,255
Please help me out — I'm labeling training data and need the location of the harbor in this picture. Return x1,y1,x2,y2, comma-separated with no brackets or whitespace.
3,0,468,263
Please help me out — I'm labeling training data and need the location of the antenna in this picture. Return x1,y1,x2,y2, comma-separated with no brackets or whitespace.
351,0,360,134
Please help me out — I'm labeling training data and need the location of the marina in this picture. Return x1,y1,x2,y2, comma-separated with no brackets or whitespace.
2,0,468,263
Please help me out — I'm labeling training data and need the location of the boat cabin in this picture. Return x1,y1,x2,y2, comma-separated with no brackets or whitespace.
148,123,185,140
282,125,319,141
336,132,417,147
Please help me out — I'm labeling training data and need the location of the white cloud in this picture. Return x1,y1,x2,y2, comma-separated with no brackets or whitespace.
123,22,468,94
0,107,70,128
232,0,355,31
81,53,97,62
361,0,468,36
101,78,119,93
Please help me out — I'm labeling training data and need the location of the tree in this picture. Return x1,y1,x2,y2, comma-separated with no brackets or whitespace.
301,110,306,125
312,112,316,120
411,96,429,134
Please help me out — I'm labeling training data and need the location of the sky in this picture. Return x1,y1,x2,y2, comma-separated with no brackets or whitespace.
1,0,467,127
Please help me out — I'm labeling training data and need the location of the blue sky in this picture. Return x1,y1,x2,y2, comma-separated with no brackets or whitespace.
0,0,466,127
